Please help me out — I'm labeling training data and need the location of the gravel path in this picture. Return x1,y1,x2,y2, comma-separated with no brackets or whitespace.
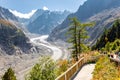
73,64,95,80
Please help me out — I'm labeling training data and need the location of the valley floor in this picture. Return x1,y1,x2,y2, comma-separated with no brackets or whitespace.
0,54,42,80
0,35,69,80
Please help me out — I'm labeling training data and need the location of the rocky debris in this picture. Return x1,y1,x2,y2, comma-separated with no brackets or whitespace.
0,19,36,55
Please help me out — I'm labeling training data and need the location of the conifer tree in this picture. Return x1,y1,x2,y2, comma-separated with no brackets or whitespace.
68,17,80,61
92,19,120,50
68,17,94,61
2,68,17,80
77,21,94,54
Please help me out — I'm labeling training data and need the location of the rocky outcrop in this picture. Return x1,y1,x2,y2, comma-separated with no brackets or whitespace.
0,19,33,55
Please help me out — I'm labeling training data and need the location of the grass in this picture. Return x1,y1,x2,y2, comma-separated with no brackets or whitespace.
92,56,119,80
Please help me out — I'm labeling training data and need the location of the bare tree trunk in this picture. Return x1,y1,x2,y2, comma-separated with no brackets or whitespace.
74,23,78,61
78,30,81,57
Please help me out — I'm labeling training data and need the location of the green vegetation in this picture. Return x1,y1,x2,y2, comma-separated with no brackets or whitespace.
26,57,70,79
67,17,94,61
1,57,70,80
92,19,120,50
92,20,120,79
2,68,17,80
26,56,56,80
103,39,120,52
92,56,119,80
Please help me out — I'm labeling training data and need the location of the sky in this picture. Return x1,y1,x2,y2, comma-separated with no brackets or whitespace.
0,0,87,18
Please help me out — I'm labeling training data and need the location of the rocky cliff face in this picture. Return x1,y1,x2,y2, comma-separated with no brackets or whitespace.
0,19,33,55
48,0,120,45
27,10,70,35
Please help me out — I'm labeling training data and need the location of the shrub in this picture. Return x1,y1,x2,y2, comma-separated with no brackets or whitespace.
56,60,68,76
92,56,119,80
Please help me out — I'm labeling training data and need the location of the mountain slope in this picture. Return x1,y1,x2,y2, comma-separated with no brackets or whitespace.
17,9,44,25
27,10,70,34
0,6,31,35
92,19,120,50
0,19,33,55
0,6,18,21
48,0,120,45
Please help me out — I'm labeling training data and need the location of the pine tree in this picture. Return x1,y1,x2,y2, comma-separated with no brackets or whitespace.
68,17,80,61
68,17,94,61
77,21,94,54
2,68,17,80
92,19,120,50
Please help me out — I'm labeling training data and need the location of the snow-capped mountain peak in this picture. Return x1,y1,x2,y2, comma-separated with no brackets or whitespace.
9,9,37,19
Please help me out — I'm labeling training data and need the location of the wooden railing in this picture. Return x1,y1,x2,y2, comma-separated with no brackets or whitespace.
55,55,101,80
55,57,85,80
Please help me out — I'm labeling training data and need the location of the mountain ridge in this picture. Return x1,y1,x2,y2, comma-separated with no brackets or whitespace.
27,9,70,35
48,0,120,45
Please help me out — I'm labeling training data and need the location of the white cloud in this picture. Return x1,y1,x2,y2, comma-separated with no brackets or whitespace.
43,6,49,11
9,9,37,19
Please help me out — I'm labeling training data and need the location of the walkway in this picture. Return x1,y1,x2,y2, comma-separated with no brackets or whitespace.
73,64,95,80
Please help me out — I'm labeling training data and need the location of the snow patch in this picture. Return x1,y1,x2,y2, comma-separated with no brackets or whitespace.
9,9,37,19
43,6,49,11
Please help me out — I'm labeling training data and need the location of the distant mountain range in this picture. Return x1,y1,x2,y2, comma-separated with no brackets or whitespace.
26,9,70,34
10,8,70,35
48,0,120,45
